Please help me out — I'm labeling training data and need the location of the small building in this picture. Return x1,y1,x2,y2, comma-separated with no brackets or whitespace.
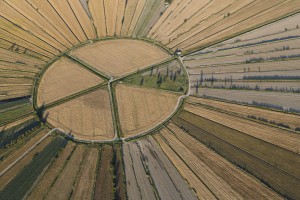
174,48,182,56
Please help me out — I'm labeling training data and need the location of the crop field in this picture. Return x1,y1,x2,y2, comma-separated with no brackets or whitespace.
132,0,156,37
138,137,198,199
185,103,300,153
0,118,40,149
188,96,300,130
120,0,139,36
116,84,179,137
70,147,99,200
89,0,107,38
127,0,147,37
115,0,126,37
37,57,103,106
166,123,283,199
172,110,300,199
123,59,188,93
194,88,300,112
27,0,79,45
4,0,73,50
184,13,300,105
149,0,300,52
47,0,87,43
0,127,48,171
0,99,33,124
67,0,96,40
27,142,76,200
45,145,86,200
200,13,300,52
71,39,170,77
1,1,299,199
0,135,52,190
187,59,300,75
103,0,118,37
0,137,67,200
0,1,65,53
123,142,157,199
113,144,127,200
44,89,114,141
94,145,114,200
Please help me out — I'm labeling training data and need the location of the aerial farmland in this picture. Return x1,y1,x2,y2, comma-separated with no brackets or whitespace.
0,0,299,200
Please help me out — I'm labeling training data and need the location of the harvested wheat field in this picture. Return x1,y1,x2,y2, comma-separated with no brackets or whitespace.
116,84,180,137
71,39,170,77
44,89,114,141
37,57,103,107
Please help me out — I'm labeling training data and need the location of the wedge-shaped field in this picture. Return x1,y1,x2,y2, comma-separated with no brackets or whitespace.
71,39,170,77
37,57,103,107
116,84,179,138
44,89,114,141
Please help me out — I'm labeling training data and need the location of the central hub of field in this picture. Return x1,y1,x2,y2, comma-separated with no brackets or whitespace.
36,39,188,142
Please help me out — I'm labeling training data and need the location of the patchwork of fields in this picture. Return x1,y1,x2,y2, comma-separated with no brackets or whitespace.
1,0,299,199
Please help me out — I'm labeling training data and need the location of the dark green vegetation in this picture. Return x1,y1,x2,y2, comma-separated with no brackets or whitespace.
113,144,127,200
0,126,45,161
122,60,188,93
0,136,67,200
0,98,33,124
0,118,41,148
172,110,300,200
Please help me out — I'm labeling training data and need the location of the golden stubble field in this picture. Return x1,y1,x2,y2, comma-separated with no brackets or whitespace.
71,39,170,77
44,89,114,141
116,84,180,137
37,57,103,107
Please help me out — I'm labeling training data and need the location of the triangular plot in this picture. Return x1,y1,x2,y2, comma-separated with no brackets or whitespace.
37,57,104,107
44,88,114,141
115,83,180,138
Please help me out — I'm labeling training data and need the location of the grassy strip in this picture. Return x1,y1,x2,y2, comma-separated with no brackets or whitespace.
110,82,122,139
172,111,300,199
0,136,67,200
